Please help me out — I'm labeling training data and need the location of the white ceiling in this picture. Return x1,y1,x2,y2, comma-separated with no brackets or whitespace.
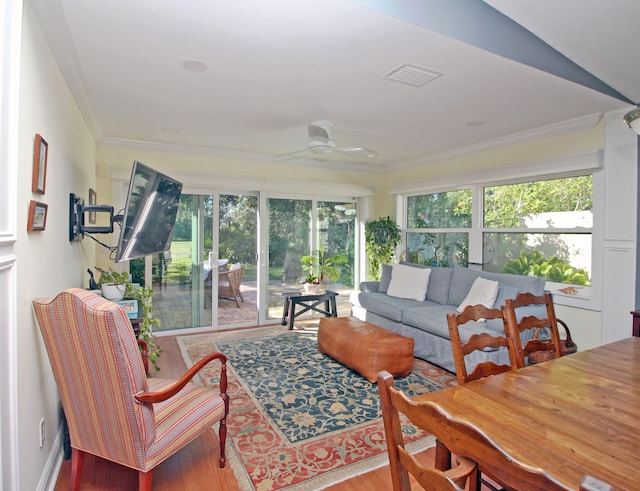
29,0,638,171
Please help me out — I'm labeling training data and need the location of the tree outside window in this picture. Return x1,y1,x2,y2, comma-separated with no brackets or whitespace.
403,175,592,287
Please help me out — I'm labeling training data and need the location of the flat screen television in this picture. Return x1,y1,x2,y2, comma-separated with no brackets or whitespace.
114,161,183,262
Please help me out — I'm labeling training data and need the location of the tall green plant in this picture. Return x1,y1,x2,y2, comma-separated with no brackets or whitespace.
364,217,401,280
300,249,348,284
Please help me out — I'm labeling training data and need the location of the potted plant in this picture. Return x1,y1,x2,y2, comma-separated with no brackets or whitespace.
96,268,130,301
300,249,348,292
125,283,162,372
302,272,320,294
96,267,162,371
364,216,401,280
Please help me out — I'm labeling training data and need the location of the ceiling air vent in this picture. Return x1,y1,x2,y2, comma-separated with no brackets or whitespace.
383,63,442,87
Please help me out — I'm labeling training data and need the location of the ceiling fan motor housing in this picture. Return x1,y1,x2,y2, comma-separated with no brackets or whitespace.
308,138,336,153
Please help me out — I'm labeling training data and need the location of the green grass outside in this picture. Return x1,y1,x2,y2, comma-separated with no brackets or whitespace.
162,241,261,283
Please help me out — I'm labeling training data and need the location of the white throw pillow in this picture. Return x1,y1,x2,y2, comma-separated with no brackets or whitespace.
229,262,242,270
457,277,500,313
386,264,431,302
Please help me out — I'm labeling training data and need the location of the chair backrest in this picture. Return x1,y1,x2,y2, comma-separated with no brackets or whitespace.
378,372,476,491
503,292,563,368
447,305,517,385
218,268,244,291
227,267,244,289
33,288,153,469
378,371,568,491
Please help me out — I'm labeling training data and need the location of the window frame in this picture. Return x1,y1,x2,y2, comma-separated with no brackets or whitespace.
397,168,602,310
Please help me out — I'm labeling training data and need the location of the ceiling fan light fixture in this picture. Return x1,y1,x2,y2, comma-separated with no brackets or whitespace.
623,107,640,135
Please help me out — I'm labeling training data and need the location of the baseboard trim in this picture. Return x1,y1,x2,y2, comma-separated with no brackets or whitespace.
37,424,64,491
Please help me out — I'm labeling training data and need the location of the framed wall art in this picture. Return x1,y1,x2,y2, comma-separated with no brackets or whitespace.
32,133,48,194
27,200,48,231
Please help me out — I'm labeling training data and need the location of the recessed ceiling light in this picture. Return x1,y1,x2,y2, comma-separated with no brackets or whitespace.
466,121,485,127
181,60,208,73
163,127,180,134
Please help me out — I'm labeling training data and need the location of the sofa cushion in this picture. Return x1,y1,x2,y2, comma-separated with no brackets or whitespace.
379,264,393,293
486,283,519,332
349,291,426,323
387,264,431,302
457,277,500,313
425,267,453,304
399,262,453,304
403,304,497,343
448,268,545,306
402,304,454,338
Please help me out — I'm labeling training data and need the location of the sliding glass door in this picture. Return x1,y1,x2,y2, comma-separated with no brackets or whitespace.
141,190,357,331
265,198,312,320
264,196,357,323
150,191,258,331
217,194,258,326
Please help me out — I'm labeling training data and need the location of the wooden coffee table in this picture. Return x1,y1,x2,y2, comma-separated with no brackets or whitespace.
281,290,338,329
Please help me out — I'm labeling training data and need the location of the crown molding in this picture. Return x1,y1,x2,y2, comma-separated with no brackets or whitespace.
100,137,384,173
110,167,375,197
389,150,603,195
385,113,603,171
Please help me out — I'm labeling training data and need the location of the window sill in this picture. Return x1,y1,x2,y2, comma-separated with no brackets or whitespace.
546,281,599,311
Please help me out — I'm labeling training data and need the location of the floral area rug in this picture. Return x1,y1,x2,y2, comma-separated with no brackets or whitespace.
177,327,457,490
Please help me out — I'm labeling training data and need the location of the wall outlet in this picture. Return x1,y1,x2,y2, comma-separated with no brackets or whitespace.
39,418,45,448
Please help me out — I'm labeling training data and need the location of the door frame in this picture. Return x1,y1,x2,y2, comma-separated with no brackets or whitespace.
259,191,361,326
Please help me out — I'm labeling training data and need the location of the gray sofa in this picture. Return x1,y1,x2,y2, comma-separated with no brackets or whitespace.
349,263,546,373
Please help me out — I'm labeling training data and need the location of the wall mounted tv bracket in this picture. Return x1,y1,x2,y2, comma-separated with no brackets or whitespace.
69,193,119,241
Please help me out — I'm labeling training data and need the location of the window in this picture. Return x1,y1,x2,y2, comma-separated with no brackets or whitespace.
402,175,593,288
405,190,471,267
483,176,592,286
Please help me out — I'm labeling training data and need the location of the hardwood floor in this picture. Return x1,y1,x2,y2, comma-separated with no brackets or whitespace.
52,330,469,491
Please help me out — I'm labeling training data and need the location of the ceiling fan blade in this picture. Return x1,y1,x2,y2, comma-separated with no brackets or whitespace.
335,146,378,159
272,148,309,162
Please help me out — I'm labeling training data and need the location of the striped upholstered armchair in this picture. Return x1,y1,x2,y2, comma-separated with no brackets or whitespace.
33,288,229,491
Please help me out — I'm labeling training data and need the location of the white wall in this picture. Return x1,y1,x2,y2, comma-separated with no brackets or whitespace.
8,3,637,490
15,4,96,490
1,1,23,489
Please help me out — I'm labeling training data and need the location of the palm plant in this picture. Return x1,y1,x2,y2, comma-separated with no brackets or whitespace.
300,249,348,285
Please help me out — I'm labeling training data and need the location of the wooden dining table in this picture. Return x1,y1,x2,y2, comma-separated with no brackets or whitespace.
414,337,640,490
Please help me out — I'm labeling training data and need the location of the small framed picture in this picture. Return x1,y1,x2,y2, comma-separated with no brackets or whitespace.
115,299,139,319
32,134,48,194
27,200,48,231
88,188,97,224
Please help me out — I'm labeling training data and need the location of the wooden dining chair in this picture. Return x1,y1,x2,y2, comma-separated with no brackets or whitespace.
378,371,569,491
447,304,518,385
33,288,229,491
447,305,519,490
378,371,477,491
503,291,564,368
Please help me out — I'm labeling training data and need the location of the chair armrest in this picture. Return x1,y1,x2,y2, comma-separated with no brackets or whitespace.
134,352,227,404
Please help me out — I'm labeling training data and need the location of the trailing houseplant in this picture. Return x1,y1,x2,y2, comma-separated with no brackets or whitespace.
125,283,162,371
96,267,162,371
95,268,129,301
364,216,402,280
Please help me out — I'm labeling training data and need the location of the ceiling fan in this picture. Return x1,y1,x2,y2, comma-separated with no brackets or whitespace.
276,120,378,161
